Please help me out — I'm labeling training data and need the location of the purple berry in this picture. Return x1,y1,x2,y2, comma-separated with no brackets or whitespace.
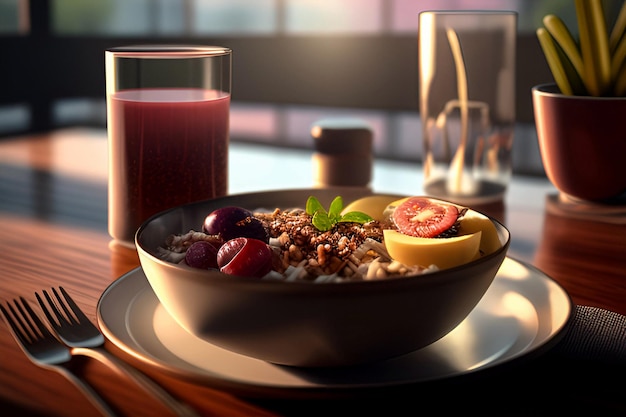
185,241,219,269
203,206,269,243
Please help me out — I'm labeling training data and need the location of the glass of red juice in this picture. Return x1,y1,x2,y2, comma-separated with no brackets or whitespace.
105,45,231,247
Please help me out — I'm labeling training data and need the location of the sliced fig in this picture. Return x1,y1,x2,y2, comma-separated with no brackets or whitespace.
392,197,459,238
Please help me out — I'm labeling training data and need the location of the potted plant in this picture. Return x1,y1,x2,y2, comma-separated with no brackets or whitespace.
532,0,626,203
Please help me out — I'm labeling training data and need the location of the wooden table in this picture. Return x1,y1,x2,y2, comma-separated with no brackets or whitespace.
0,128,624,416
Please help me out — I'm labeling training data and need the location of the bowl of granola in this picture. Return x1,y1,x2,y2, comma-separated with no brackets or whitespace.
135,188,510,367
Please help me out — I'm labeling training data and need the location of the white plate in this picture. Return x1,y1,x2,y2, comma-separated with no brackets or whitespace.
97,257,572,398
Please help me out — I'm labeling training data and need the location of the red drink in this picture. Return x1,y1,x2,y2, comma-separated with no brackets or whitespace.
108,88,230,244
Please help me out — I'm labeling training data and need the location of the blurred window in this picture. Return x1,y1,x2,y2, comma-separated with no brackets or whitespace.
285,0,383,34
43,0,590,36
0,0,26,34
194,0,277,35
3,0,615,176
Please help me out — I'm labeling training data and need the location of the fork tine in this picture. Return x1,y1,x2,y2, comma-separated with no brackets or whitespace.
58,286,90,323
38,289,68,326
37,287,84,326
38,287,105,348
50,287,78,324
16,296,53,339
0,301,33,345
36,291,59,328
12,298,36,337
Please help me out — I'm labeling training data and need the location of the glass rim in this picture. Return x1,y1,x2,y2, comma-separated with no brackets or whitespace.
106,45,231,58
418,10,517,16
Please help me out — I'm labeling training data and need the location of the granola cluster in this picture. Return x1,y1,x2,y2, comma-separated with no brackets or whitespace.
254,208,424,281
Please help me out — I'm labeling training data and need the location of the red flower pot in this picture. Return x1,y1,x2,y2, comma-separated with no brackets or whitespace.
532,83,626,202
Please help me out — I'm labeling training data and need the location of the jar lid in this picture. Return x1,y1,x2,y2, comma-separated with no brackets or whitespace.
311,118,373,155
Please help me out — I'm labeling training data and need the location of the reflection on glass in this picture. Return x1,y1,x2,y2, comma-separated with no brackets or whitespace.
419,11,516,204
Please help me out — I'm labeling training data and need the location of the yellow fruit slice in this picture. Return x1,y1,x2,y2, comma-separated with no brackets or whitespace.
458,210,501,255
383,229,482,269
341,195,403,221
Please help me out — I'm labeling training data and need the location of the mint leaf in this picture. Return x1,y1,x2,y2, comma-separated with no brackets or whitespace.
327,196,343,224
306,195,374,232
328,196,344,218
340,211,373,224
312,211,333,231
306,196,325,216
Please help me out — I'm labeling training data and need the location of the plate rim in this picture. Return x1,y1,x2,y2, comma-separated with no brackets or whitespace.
97,256,574,398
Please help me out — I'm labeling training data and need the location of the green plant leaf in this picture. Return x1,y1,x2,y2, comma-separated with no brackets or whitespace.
306,196,326,216
328,196,343,216
312,211,333,231
328,196,343,224
340,211,373,224
306,195,374,232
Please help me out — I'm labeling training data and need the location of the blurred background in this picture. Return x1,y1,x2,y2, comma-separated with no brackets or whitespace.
1,0,622,177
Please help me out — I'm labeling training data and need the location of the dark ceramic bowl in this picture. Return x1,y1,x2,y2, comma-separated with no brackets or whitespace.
532,83,626,202
135,188,510,367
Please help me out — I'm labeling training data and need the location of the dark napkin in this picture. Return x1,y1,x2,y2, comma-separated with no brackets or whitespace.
550,305,626,365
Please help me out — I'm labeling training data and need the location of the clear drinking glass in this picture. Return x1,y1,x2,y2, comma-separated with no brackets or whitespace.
419,11,516,205
105,45,232,246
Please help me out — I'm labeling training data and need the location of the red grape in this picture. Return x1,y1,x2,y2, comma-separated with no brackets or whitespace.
203,206,269,243
217,237,273,278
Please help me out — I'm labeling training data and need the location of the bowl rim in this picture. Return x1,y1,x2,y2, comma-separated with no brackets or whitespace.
135,190,511,290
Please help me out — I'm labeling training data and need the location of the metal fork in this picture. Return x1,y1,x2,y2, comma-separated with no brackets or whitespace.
36,287,199,417
0,297,119,417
